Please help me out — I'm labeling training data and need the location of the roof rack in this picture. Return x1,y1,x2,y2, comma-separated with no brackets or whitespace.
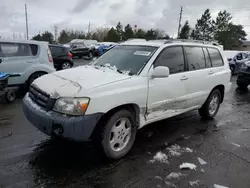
164,39,220,46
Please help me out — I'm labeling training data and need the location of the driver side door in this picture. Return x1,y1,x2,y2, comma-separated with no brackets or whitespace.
146,46,189,123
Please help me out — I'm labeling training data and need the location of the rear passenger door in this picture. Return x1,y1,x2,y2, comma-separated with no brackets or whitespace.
183,46,212,108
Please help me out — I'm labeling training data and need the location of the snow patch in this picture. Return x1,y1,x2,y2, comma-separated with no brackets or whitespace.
179,163,196,170
166,144,193,157
166,172,184,180
189,180,202,187
164,181,177,188
214,184,229,188
197,157,207,165
155,176,163,180
150,152,169,164
232,143,241,147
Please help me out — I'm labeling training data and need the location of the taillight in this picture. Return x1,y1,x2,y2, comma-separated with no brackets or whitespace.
47,48,53,63
68,52,72,58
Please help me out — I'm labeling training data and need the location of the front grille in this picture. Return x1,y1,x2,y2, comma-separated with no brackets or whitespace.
29,85,56,111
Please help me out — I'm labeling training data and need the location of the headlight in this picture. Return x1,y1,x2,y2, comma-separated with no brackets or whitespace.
53,98,90,116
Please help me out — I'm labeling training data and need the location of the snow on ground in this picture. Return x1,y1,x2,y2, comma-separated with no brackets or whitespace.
166,144,193,157
179,163,197,170
232,143,241,147
149,152,169,164
214,184,229,188
166,172,185,180
189,180,202,187
197,157,207,165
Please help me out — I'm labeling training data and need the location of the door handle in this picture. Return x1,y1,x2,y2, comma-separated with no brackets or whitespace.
208,71,214,75
26,62,32,63
180,76,188,81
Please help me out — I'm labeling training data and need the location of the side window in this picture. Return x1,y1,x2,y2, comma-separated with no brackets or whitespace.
207,48,224,67
0,43,18,57
50,46,62,54
0,43,37,57
184,46,206,71
203,48,212,68
154,46,185,74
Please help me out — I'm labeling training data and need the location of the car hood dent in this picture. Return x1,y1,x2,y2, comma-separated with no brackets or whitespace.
32,66,131,98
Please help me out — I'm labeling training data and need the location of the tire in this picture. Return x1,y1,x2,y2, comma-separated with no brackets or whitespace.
237,80,248,89
199,89,221,119
28,72,46,86
88,51,93,60
61,62,72,70
6,90,16,103
100,110,137,159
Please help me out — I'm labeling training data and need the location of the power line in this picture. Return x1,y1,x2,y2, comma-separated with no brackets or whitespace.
177,6,183,38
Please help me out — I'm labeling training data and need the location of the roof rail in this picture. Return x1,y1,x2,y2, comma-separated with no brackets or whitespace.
164,39,220,46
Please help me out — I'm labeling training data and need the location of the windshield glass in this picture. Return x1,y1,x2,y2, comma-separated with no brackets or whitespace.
94,45,157,75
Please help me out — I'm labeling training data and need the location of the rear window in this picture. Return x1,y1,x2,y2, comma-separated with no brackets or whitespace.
0,42,38,57
207,48,224,67
49,46,63,54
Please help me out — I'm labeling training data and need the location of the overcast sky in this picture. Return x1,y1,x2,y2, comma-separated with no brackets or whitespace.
1,0,250,39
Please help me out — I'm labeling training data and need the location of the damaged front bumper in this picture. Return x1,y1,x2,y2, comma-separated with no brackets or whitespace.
22,94,103,142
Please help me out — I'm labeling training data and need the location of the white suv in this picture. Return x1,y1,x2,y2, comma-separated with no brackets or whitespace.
0,40,55,86
23,40,232,159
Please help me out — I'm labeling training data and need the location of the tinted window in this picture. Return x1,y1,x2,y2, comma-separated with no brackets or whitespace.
154,46,185,74
184,46,206,71
203,48,212,67
0,43,38,57
207,48,224,67
50,46,63,54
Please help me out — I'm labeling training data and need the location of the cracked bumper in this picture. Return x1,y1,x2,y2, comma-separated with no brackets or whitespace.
22,94,103,142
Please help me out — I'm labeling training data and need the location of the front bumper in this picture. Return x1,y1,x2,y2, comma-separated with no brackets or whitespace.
22,94,103,142
237,71,250,85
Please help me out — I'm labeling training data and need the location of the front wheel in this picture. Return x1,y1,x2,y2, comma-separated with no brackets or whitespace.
237,80,248,89
28,72,46,86
6,90,16,103
199,89,221,119
100,110,137,159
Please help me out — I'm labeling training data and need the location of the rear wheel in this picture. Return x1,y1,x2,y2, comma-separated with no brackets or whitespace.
88,51,93,59
100,110,137,159
6,90,16,103
199,89,221,119
61,62,72,70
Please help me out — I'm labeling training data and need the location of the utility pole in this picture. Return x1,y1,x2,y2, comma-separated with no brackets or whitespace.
177,6,183,39
25,4,29,40
54,25,58,43
88,21,90,35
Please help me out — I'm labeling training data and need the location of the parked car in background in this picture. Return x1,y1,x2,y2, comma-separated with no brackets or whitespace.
0,40,55,87
49,44,74,70
69,39,97,59
23,39,231,160
224,50,250,74
237,60,250,89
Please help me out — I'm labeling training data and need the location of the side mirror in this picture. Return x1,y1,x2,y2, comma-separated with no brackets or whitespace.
152,66,170,78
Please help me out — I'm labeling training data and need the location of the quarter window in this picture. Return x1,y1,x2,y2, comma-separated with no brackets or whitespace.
207,48,224,67
184,46,206,71
154,46,185,74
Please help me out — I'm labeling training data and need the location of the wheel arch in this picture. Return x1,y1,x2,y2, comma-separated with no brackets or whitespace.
90,103,140,140
210,84,225,103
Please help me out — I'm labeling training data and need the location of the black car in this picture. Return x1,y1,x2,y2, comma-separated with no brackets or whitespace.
237,61,250,89
70,43,94,59
49,44,74,70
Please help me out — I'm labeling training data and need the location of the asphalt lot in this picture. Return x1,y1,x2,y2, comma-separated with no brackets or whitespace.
1,64,250,188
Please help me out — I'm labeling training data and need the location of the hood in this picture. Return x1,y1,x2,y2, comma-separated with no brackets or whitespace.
32,66,131,98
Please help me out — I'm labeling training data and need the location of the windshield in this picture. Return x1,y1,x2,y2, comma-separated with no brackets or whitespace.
94,45,157,75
